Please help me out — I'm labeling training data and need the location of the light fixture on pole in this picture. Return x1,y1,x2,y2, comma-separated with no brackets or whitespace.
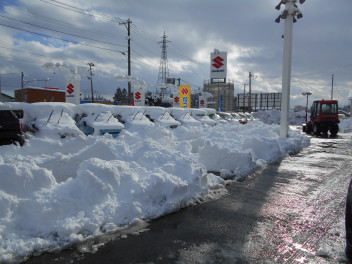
301,92,312,123
275,0,306,138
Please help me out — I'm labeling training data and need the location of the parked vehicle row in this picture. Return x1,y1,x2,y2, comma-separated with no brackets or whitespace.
1,102,254,146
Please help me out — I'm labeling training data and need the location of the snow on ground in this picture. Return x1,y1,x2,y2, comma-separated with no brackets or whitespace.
340,117,352,132
0,105,335,263
253,109,306,125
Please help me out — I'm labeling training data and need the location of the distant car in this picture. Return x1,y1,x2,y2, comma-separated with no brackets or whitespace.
74,104,124,138
189,108,217,126
142,106,181,129
169,107,202,127
0,105,25,146
231,113,248,125
112,105,153,128
217,112,238,124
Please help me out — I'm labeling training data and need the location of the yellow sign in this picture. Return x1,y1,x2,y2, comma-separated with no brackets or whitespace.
179,85,191,108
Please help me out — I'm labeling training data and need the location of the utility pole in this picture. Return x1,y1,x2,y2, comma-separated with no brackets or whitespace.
21,72,24,102
243,83,246,113
177,78,181,86
248,72,252,112
88,62,95,103
331,74,334,100
119,19,132,104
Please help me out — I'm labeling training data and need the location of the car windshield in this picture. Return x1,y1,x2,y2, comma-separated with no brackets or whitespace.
321,103,337,114
0,110,16,120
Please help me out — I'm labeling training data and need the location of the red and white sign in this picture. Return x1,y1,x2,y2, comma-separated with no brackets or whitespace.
210,50,227,80
133,85,145,106
66,83,74,95
198,96,206,108
64,74,81,105
173,96,180,107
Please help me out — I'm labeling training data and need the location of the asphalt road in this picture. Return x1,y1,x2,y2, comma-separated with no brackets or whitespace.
25,132,352,264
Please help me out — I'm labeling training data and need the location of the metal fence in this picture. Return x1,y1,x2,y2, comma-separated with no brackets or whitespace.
236,92,282,112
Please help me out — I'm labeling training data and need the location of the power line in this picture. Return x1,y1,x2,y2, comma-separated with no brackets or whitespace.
39,0,125,23
0,15,126,48
0,24,125,54
4,5,126,40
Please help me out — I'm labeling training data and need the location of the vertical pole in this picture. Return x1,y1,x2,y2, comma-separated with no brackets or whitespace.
305,94,309,123
88,63,94,103
243,83,246,113
21,72,24,102
127,19,132,105
248,72,252,112
280,2,294,138
331,74,334,100
119,19,132,105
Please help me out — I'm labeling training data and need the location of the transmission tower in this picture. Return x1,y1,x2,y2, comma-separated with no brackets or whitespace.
157,32,171,97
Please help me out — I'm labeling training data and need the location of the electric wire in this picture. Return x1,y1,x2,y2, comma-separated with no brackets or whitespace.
4,5,126,40
0,24,125,54
39,0,124,23
0,15,126,48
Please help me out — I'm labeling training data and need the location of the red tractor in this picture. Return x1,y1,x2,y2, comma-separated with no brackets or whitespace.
302,99,340,136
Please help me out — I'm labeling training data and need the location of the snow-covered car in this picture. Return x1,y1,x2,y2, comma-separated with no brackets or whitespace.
74,104,124,138
112,105,153,128
168,107,202,127
189,108,217,126
217,112,238,124
142,106,181,129
231,112,248,124
22,102,85,138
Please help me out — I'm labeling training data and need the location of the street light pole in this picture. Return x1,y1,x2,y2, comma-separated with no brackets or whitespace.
275,0,305,138
88,62,95,103
301,92,312,123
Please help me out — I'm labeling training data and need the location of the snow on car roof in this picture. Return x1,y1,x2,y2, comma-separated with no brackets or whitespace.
23,102,75,120
142,106,167,115
74,103,113,115
201,108,216,114
112,105,145,116
189,108,207,115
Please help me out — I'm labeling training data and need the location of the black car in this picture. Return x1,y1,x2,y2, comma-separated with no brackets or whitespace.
0,109,25,146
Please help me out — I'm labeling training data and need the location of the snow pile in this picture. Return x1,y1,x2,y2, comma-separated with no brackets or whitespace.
253,109,306,125
339,118,352,132
0,106,311,263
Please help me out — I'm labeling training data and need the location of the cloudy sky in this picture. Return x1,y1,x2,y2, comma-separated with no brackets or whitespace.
0,0,351,107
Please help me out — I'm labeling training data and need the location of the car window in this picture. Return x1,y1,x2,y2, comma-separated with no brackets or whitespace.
0,110,16,120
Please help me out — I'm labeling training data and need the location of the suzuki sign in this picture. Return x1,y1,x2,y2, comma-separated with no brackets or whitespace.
179,85,191,108
210,49,227,80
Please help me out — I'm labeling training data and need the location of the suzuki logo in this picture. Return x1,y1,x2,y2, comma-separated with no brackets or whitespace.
212,56,224,69
200,99,205,105
181,88,189,95
66,83,74,95
174,96,179,103
134,91,141,100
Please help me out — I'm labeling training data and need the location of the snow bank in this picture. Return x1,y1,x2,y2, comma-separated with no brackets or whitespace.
253,109,306,125
0,109,310,263
339,118,352,132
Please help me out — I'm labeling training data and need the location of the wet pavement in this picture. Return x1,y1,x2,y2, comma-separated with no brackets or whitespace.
25,132,352,264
